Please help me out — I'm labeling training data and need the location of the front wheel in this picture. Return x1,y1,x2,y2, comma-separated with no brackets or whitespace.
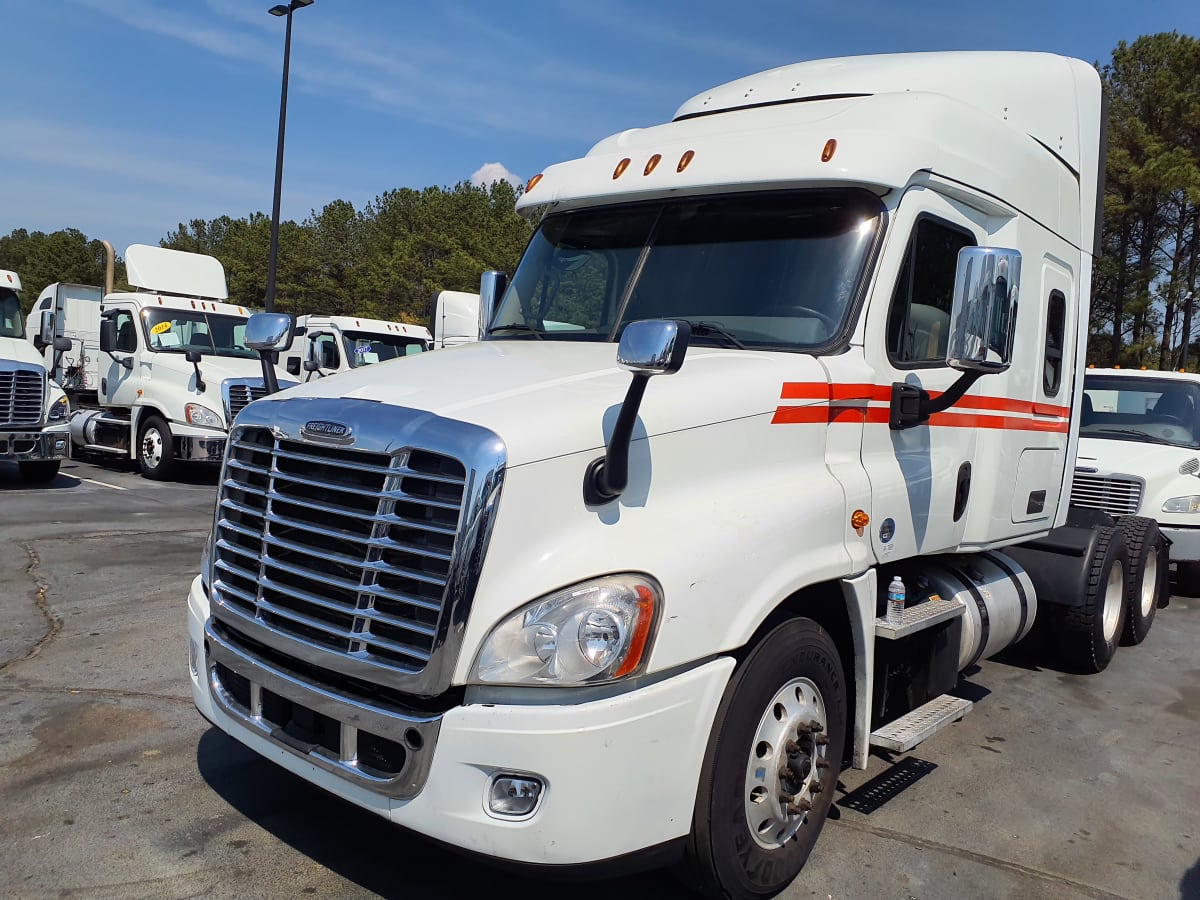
685,619,846,899
137,414,176,481
18,460,61,483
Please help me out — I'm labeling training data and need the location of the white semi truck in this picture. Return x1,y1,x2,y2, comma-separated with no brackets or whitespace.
0,269,71,482
42,244,292,480
431,290,480,348
281,314,431,382
188,52,1162,898
1074,366,1199,597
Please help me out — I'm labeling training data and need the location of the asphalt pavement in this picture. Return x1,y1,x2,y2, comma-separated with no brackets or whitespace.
1,456,1197,899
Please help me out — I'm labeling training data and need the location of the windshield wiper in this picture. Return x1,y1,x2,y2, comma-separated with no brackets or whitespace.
684,320,746,349
487,323,545,340
1088,428,1180,445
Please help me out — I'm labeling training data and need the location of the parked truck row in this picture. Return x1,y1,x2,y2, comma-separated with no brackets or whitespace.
181,51,1171,900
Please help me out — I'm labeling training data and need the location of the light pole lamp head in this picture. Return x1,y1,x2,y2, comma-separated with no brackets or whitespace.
269,0,312,15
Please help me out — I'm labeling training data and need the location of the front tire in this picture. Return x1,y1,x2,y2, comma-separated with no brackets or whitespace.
137,414,176,481
18,460,60,482
685,619,846,899
1052,525,1128,673
1116,516,1165,644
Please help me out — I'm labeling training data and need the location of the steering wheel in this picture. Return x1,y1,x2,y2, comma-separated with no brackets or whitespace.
757,304,839,331
1155,414,1189,427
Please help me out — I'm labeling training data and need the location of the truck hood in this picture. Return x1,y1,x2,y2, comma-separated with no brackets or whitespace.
1077,435,1200,479
277,340,829,467
150,352,268,388
1,335,48,369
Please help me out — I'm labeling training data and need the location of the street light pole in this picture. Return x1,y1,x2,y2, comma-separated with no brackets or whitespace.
264,0,313,314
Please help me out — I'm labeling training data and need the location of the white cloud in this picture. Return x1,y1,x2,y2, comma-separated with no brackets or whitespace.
470,163,522,190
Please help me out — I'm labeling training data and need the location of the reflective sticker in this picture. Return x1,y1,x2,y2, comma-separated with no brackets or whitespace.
150,321,172,335
879,518,895,544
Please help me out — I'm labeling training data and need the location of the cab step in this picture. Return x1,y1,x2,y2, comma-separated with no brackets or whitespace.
80,443,127,455
869,694,973,753
875,596,964,639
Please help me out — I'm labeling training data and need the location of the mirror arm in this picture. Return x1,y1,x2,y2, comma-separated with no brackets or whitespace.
260,350,280,395
583,374,651,505
191,360,206,393
889,369,984,430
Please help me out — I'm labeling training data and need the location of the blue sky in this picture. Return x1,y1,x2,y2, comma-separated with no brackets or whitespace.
2,0,1197,255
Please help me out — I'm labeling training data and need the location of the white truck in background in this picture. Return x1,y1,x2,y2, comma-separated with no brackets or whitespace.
189,52,1164,898
431,290,480,348
281,314,431,382
0,269,70,482
1074,366,1200,596
40,244,292,480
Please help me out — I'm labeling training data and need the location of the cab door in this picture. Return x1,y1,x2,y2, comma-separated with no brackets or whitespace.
856,188,990,561
102,304,142,408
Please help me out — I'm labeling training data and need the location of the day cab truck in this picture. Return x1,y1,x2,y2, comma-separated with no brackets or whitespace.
281,314,431,382
39,244,291,480
1074,366,1200,595
188,52,1165,899
0,269,70,482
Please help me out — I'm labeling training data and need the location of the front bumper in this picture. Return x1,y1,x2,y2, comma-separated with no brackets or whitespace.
187,575,733,864
0,425,69,462
1160,524,1200,563
174,431,226,463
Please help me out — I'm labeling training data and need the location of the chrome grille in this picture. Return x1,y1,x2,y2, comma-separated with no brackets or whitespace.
212,426,467,676
1070,472,1143,516
225,382,267,423
0,368,44,428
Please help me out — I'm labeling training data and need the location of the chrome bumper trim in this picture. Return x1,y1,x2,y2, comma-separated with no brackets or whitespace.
176,434,226,463
0,428,69,462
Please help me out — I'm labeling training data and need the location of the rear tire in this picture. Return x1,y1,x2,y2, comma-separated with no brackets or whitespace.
18,460,60,483
1116,517,1164,644
1052,525,1128,673
684,619,846,899
137,414,176,481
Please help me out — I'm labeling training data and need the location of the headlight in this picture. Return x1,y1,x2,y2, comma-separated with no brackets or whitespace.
184,403,222,428
47,395,69,421
1163,495,1200,513
472,574,661,686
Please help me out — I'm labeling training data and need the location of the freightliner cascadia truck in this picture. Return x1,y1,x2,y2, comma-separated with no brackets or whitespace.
187,52,1165,898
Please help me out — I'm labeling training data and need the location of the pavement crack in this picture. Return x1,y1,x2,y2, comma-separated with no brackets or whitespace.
6,543,64,668
828,817,1129,899
3,684,192,706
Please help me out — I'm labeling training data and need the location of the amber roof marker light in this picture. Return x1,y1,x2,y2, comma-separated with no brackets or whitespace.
613,158,631,179
525,173,543,193
821,139,838,163
677,150,695,173
644,154,662,176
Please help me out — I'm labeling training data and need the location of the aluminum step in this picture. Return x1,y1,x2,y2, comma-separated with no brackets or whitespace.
79,443,127,455
875,596,965,640
869,694,973,753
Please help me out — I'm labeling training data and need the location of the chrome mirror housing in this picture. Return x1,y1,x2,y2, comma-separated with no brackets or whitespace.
947,247,1020,373
245,312,295,352
617,319,691,376
478,270,507,339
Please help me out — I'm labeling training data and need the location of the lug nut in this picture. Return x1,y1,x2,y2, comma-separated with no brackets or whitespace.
778,792,795,805
809,782,823,795
788,797,813,813
785,740,800,754
816,758,831,769
814,734,830,746
807,720,824,734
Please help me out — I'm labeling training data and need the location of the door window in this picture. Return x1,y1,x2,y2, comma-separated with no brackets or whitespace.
113,310,137,352
886,217,975,366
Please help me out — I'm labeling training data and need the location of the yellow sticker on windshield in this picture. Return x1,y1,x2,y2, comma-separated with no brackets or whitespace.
150,321,172,335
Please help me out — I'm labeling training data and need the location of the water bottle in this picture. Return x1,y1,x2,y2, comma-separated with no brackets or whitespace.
886,576,906,625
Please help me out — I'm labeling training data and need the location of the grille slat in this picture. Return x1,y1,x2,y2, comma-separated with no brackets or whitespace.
0,370,45,428
226,383,267,422
212,427,466,677
1070,473,1143,516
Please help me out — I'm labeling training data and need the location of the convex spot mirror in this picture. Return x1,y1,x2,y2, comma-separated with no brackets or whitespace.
946,247,1021,373
39,310,54,348
245,312,295,352
617,319,690,376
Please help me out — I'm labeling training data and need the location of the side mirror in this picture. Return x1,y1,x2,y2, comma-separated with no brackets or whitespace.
40,310,55,347
184,350,202,363
303,359,321,372
99,319,116,353
946,247,1021,373
584,319,692,505
478,270,507,339
286,357,301,376
52,336,72,352
244,312,295,352
184,349,206,392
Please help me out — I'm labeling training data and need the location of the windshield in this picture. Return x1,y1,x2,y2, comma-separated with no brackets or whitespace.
488,190,882,349
0,289,24,339
142,309,254,359
1082,375,1200,449
340,330,428,368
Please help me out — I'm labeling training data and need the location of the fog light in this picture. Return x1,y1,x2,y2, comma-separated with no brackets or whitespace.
488,774,544,817
54,440,67,452
188,637,200,677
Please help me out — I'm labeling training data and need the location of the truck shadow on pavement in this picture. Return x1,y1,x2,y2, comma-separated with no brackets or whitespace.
196,728,694,899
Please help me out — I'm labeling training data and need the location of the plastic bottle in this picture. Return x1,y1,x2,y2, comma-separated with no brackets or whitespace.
886,576,906,625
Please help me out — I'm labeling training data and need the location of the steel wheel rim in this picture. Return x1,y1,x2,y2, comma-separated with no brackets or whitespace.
743,676,828,851
1139,550,1158,617
1101,560,1124,641
143,427,164,468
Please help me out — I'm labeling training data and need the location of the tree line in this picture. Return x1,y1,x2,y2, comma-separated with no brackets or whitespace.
3,33,1198,362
